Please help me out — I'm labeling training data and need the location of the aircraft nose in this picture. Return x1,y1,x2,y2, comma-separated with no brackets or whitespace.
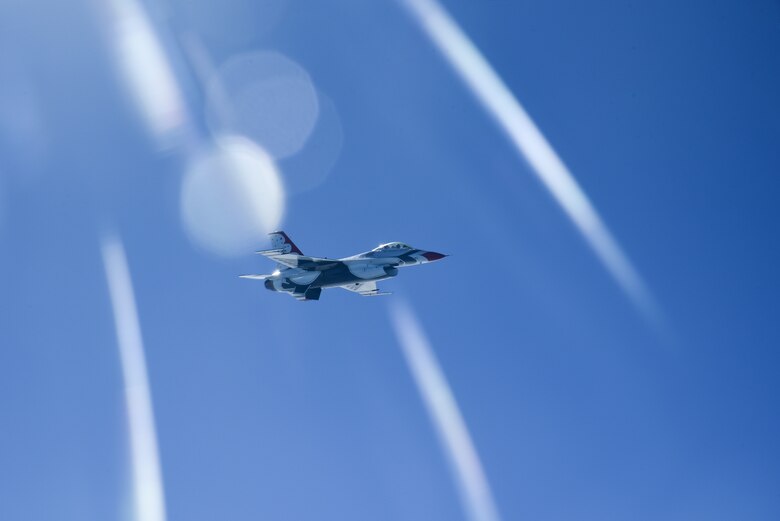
422,251,447,262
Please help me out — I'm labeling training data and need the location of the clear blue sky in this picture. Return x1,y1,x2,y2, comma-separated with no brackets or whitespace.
1,0,779,519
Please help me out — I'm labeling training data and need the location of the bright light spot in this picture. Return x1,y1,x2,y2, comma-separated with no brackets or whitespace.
402,0,663,326
101,234,167,521
389,301,501,521
102,0,188,145
181,135,285,256
205,51,319,159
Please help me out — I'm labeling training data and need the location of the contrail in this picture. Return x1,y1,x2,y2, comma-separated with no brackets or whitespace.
102,234,167,521
389,302,501,521
401,0,661,325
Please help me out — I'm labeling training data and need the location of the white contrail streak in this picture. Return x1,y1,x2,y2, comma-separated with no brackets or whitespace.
401,0,660,324
102,235,167,521
390,302,501,521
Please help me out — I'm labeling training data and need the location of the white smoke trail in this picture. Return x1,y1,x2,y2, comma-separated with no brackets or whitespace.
390,302,501,521
401,0,661,325
101,234,167,521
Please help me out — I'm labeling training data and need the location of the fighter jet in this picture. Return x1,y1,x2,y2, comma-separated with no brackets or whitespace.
240,231,447,301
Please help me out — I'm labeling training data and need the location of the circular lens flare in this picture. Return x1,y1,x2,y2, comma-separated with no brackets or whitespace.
205,51,319,160
181,135,285,256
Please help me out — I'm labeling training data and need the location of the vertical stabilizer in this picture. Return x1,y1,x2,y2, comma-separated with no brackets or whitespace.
269,231,303,255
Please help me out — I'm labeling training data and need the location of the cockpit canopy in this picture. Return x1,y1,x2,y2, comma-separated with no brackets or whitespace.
372,242,412,251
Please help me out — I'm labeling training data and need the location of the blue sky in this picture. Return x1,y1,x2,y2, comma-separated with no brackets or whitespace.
1,0,779,520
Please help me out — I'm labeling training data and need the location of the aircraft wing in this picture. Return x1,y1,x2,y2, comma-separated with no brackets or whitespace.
340,281,391,297
256,248,341,270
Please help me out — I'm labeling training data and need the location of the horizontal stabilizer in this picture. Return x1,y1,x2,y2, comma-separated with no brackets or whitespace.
255,248,287,255
239,274,272,280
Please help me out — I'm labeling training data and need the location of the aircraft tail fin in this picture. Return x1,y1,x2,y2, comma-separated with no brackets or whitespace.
269,231,303,255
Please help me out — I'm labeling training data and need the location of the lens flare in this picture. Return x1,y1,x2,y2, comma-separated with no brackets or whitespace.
205,51,320,159
101,234,166,521
280,91,344,195
402,0,663,327
101,0,188,146
181,135,285,256
389,301,501,521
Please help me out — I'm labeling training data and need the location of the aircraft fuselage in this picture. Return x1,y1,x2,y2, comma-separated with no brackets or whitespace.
242,232,446,300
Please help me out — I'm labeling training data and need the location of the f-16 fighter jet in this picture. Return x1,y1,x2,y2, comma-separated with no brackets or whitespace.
240,231,447,301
